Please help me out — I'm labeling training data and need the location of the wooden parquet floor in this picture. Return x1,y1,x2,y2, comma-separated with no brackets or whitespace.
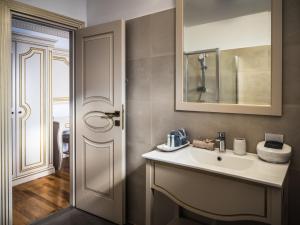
13,159,70,225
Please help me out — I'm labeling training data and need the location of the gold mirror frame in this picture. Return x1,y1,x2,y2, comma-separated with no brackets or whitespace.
176,0,282,116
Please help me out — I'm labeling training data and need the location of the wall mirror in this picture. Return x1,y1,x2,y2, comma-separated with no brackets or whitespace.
176,0,282,115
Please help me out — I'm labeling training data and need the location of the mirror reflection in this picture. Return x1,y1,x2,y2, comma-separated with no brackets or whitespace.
183,0,272,105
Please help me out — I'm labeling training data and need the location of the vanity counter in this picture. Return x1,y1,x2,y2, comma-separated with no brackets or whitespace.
143,145,289,188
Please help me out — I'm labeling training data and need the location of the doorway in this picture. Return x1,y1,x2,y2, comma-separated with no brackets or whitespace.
1,2,126,225
11,18,71,225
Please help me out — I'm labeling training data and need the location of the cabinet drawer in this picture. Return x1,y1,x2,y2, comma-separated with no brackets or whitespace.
153,163,267,217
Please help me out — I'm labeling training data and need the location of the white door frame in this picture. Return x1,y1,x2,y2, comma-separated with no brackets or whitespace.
0,1,84,224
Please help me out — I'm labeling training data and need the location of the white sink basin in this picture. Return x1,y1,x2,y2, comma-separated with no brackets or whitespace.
142,145,289,187
187,148,254,171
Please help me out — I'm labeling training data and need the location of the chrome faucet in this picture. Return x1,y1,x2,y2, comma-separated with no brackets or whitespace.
216,132,226,153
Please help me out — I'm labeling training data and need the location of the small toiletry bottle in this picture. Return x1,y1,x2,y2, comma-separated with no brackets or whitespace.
167,134,171,147
171,135,175,148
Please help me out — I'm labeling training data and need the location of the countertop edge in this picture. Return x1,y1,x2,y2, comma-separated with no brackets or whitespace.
142,152,288,189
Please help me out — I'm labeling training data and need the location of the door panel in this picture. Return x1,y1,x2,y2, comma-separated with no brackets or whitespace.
83,138,114,199
75,20,125,225
52,50,70,101
23,51,43,167
15,43,49,176
83,33,113,104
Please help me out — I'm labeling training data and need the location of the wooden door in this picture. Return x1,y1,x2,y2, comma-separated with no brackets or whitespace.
15,42,50,178
75,20,126,225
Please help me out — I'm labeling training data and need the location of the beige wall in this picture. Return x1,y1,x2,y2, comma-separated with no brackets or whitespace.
184,11,271,52
220,45,271,105
126,1,300,225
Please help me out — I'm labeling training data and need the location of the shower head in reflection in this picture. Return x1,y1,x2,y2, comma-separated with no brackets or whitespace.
197,53,207,94
198,53,207,69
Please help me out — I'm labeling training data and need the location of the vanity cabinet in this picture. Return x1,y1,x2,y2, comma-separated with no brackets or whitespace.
145,160,288,225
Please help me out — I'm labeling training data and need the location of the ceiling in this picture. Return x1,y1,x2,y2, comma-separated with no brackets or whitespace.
12,19,69,49
184,0,271,27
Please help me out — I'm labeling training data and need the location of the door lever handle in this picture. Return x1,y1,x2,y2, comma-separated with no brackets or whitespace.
100,111,120,119
104,111,120,118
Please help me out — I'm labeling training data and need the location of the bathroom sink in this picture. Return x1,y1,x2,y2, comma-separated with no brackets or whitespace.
142,145,289,187
187,148,254,171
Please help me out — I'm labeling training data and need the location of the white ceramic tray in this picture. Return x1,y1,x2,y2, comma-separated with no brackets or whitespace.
157,141,190,152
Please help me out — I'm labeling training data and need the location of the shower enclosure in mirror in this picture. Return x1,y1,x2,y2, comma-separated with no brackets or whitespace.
184,49,220,103
176,0,282,115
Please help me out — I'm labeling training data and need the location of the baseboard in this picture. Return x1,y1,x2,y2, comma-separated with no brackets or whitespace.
12,167,55,186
